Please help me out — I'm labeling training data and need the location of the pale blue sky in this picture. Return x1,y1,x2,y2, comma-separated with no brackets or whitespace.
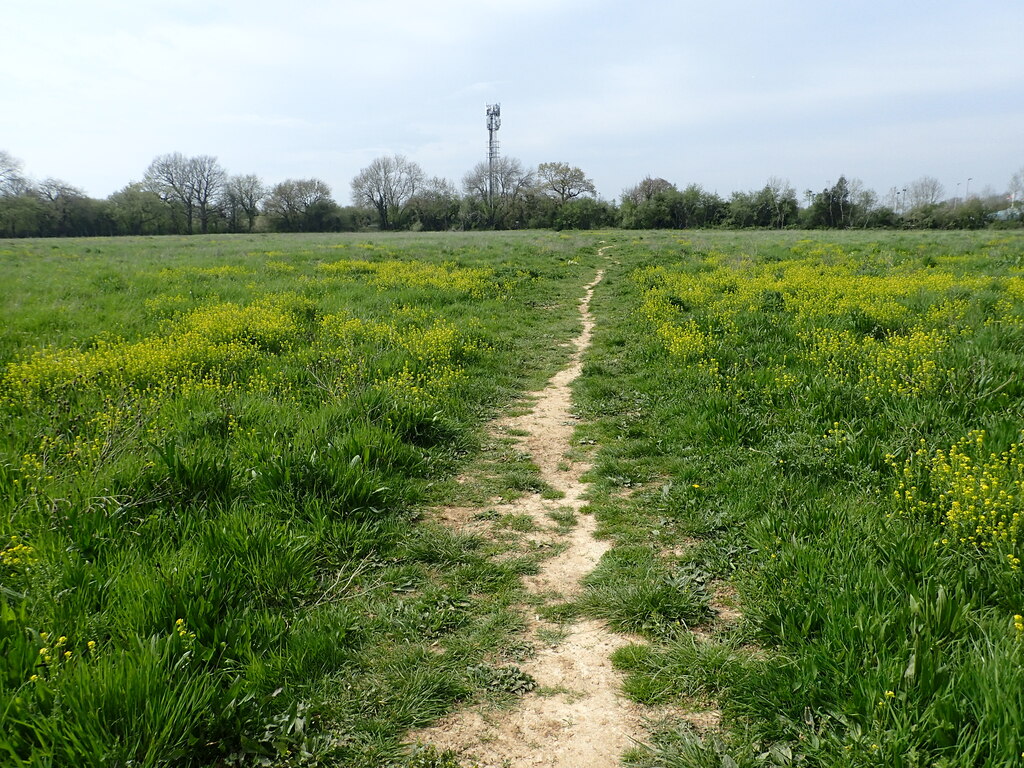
3,0,1021,204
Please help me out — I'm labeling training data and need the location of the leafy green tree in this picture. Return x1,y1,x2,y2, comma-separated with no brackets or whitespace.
304,199,344,231
263,178,336,232
335,206,374,231
621,177,675,228
536,162,596,204
408,177,460,231
621,176,675,207
727,190,759,227
520,190,559,228
621,188,675,228
37,179,113,237
676,184,728,227
0,193,47,237
728,180,799,228
108,182,177,235
903,202,945,229
553,197,618,230
803,176,854,228
865,204,899,228
619,183,726,229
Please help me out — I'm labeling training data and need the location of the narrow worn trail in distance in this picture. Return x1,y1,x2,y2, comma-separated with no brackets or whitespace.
413,247,649,767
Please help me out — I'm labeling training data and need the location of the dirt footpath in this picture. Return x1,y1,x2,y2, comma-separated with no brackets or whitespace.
412,253,651,767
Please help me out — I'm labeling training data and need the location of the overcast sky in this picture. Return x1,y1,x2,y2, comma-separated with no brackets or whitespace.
3,0,1022,204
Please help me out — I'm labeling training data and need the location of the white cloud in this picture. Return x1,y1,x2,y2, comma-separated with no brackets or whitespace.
1,0,1020,199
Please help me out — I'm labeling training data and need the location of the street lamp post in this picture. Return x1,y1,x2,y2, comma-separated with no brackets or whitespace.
966,177,972,199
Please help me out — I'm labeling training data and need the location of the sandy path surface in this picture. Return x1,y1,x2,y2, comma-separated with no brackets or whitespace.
412,252,651,767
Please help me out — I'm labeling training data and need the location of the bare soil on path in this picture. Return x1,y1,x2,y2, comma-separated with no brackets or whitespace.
412,252,653,767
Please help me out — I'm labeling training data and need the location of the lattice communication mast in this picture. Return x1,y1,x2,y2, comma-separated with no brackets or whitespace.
486,104,501,207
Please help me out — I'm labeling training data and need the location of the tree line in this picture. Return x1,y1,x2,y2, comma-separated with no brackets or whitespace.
1,149,1020,238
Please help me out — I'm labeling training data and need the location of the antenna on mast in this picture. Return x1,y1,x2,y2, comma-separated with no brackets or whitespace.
486,103,501,208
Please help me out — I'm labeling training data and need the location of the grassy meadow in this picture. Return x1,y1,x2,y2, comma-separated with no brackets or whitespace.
572,230,1024,767
0,231,602,766
3,229,1024,766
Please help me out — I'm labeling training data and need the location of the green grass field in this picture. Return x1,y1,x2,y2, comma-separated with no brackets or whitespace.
3,229,1024,767
0,231,604,766
573,230,1024,767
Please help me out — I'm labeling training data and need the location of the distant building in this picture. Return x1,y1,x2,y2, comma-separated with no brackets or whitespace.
988,207,1022,222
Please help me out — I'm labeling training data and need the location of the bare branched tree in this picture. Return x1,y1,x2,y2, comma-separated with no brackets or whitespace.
462,157,534,227
906,176,945,210
144,152,195,232
189,155,226,234
1008,167,1024,206
463,157,533,202
37,178,83,203
765,176,797,228
351,155,425,230
0,150,29,196
144,152,226,234
224,174,266,232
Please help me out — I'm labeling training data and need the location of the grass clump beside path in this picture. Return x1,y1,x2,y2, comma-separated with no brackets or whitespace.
574,230,1024,767
0,231,603,767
